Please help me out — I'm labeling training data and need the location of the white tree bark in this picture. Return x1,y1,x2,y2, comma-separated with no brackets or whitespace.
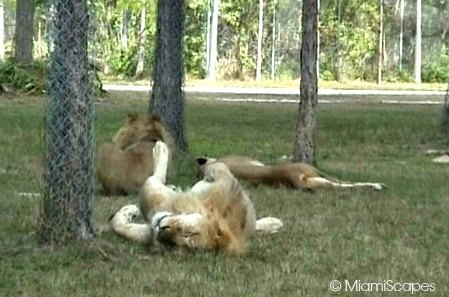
205,0,211,72
270,1,276,79
377,0,383,84
135,6,146,78
207,0,219,80
414,0,422,83
0,0,4,60
398,0,405,71
256,0,264,81
121,10,130,50
336,0,342,81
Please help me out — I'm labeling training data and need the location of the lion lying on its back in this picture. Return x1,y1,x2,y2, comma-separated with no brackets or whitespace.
97,113,174,195
110,141,283,255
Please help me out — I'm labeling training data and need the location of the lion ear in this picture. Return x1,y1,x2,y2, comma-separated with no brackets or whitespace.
196,157,208,166
127,113,138,123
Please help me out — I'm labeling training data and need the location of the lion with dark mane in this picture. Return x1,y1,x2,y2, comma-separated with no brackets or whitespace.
96,113,174,195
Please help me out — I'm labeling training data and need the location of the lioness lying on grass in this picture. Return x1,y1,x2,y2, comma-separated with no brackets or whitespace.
97,113,174,195
110,141,283,255
197,155,386,191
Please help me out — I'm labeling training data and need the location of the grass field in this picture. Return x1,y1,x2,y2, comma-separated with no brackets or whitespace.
0,92,448,297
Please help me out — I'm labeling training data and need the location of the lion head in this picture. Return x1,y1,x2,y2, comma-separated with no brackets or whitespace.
112,113,174,150
151,210,245,254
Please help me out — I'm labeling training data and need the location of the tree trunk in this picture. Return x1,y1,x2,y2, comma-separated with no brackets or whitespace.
293,0,318,165
316,0,320,79
414,0,422,83
0,0,4,60
121,10,130,49
444,80,449,131
14,0,35,64
150,0,188,151
40,0,94,243
270,2,276,80
255,0,264,81
135,6,146,78
336,0,342,82
398,0,404,72
207,0,219,80
377,0,383,84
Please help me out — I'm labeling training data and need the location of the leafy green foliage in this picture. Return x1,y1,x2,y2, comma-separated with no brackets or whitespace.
3,0,449,82
108,47,138,78
422,47,449,83
0,59,105,95
0,59,46,93
184,0,208,78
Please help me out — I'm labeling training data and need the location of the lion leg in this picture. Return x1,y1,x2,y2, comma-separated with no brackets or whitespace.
304,176,386,191
140,141,177,218
152,141,169,184
189,180,213,196
255,217,283,235
109,204,153,244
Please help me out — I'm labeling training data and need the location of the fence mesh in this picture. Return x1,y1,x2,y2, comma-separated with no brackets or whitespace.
39,0,95,243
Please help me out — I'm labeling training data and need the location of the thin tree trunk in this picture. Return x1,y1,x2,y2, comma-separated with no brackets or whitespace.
377,0,383,84
270,2,276,80
0,0,4,60
399,0,404,72
41,0,94,243
205,0,211,73
135,6,146,78
14,0,35,64
414,0,422,83
336,0,342,82
256,0,264,81
316,0,320,79
150,0,187,151
444,79,449,131
207,0,219,80
121,10,130,49
293,0,318,165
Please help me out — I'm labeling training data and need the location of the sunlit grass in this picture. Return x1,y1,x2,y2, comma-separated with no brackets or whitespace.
0,92,448,297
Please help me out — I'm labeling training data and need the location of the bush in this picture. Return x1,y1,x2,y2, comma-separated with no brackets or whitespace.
0,60,45,94
0,59,105,96
422,48,449,83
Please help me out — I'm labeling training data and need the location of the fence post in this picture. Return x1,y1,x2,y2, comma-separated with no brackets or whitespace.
40,0,95,243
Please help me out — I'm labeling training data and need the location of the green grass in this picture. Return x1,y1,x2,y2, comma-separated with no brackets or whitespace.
1,92,448,297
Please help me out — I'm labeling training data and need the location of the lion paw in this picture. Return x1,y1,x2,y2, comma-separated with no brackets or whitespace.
152,141,169,182
256,217,283,235
109,204,141,225
372,183,387,191
153,141,169,164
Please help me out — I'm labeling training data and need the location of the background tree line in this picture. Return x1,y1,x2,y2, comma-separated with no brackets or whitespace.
1,0,449,85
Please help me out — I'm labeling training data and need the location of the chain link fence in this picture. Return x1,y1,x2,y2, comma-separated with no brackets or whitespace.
39,0,95,243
